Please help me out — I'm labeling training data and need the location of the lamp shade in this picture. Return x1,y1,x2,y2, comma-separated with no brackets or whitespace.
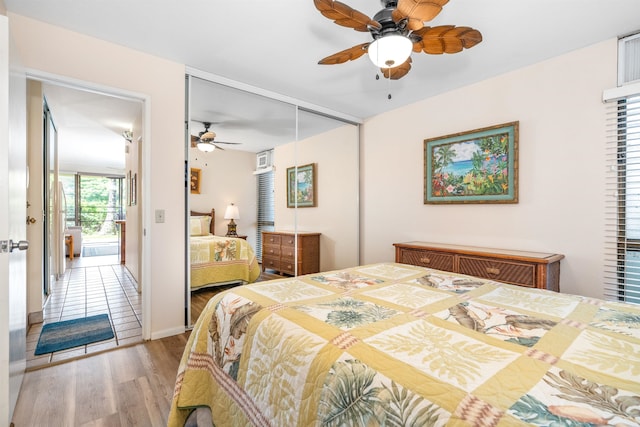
197,141,215,152
224,204,240,220
368,34,413,68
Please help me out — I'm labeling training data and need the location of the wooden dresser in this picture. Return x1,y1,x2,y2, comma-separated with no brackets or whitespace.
394,242,564,291
262,231,321,276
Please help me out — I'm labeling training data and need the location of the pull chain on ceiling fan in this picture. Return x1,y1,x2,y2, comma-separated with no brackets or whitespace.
191,121,242,152
314,0,482,80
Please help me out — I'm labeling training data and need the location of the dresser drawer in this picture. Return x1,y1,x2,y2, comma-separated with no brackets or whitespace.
397,248,455,272
459,256,535,287
280,260,297,275
263,234,281,246
281,235,296,246
281,246,297,259
263,244,281,257
262,256,280,272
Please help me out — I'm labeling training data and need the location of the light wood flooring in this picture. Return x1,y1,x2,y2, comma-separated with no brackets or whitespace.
12,332,189,426
14,268,285,426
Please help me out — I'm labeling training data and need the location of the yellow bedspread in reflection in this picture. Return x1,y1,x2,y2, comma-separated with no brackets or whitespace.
190,235,260,289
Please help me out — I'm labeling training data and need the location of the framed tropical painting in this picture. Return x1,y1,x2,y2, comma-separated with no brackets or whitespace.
190,167,201,194
424,122,519,204
287,163,317,208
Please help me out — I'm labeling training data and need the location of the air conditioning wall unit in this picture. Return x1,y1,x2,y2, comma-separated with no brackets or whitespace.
619,32,640,86
256,150,272,170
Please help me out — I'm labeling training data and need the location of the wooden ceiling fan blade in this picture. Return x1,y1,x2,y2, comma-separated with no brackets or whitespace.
393,0,449,25
313,0,381,32
414,25,482,54
214,141,241,145
318,42,370,65
213,144,225,151
190,135,199,148
381,57,412,80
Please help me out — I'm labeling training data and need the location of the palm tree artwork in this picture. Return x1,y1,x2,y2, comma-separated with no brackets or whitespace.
431,132,510,198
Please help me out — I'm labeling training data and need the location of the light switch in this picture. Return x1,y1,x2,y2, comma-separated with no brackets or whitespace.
155,209,165,223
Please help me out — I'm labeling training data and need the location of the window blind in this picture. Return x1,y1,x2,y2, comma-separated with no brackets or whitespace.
604,94,640,304
256,169,275,262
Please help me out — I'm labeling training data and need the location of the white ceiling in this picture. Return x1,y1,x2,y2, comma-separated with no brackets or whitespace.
43,83,142,175
8,0,640,170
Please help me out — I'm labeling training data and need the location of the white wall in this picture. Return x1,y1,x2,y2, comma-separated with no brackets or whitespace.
9,13,186,338
361,39,615,299
189,148,258,247
9,11,621,339
124,115,142,283
275,124,360,271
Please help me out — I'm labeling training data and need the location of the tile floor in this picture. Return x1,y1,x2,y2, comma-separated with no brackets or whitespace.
26,253,142,369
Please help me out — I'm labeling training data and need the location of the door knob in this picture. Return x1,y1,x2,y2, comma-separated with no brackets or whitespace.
9,240,29,252
26,216,36,224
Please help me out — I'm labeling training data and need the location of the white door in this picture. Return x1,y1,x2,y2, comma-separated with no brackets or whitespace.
0,14,28,425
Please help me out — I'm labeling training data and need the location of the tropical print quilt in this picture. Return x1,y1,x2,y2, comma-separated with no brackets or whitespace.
169,262,640,426
190,235,260,289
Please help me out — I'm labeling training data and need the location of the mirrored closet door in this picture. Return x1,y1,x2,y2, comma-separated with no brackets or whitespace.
185,74,360,327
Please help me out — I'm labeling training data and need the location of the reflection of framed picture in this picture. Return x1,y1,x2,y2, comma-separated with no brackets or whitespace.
424,122,519,204
287,163,316,208
126,171,131,206
190,168,201,194
131,173,137,206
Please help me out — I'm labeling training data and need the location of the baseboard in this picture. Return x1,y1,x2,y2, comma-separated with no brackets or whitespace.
28,310,43,326
150,326,186,340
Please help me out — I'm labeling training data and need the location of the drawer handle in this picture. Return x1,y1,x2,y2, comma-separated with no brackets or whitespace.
486,267,500,275
419,257,431,264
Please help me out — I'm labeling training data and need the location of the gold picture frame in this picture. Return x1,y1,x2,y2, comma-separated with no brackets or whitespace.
190,168,201,194
424,122,519,204
286,163,317,208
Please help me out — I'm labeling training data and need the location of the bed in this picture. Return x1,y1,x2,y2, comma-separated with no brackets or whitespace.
169,262,640,426
189,209,260,290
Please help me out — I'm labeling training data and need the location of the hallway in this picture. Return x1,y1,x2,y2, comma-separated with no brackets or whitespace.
26,254,142,369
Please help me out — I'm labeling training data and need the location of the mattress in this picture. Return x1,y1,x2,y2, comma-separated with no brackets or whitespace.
170,262,640,426
190,235,260,289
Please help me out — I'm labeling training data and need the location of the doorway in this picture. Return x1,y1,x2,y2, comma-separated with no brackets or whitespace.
25,78,146,366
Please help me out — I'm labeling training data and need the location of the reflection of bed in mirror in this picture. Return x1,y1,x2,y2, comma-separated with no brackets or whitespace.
189,209,260,289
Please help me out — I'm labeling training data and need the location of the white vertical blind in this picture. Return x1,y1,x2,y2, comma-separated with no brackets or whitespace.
604,94,640,304
256,168,274,261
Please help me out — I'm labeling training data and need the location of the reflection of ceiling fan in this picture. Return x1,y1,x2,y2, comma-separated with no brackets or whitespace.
191,122,241,152
314,0,482,79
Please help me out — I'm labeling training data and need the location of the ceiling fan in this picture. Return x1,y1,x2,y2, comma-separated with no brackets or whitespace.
314,0,482,79
190,122,241,152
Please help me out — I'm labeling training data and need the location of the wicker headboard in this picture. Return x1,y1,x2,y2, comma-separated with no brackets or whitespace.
190,208,215,235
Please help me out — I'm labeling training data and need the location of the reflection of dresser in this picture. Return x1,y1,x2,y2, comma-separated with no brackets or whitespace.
394,242,564,292
262,231,320,276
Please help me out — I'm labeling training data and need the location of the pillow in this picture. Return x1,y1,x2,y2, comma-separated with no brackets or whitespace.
190,215,212,236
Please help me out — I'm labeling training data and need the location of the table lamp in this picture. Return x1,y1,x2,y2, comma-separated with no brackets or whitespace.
224,203,240,237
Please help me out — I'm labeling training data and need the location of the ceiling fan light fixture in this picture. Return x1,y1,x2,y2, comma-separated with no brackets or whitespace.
197,141,216,152
200,130,216,141
368,34,412,68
